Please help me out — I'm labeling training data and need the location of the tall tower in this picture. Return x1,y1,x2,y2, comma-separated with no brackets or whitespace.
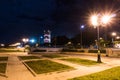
44,30,51,44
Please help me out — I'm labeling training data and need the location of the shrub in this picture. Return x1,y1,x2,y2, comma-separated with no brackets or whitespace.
62,49,78,52
88,50,106,53
78,50,85,52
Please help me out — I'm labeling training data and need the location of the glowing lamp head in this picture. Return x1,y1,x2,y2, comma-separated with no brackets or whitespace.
101,13,116,25
116,36,120,39
90,15,98,27
101,15,110,24
22,38,29,43
112,32,116,36
30,39,35,43
81,25,85,29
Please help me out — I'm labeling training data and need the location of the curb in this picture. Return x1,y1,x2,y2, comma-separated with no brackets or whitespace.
0,73,8,78
22,61,37,77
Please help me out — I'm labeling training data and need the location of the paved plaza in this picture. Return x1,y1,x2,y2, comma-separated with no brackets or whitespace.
0,52,120,80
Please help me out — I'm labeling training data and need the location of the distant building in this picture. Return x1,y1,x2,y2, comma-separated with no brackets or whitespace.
44,30,51,46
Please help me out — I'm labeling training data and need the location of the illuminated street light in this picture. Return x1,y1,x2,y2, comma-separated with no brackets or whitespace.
101,15,111,24
91,15,98,27
111,32,117,43
22,38,29,43
91,14,101,63
0,44,5,47
112,32,117,36
30,39,35,43
116,36,120,39
90,13,115,63
80,25,85,48
22,38,29,47
101,13,116,26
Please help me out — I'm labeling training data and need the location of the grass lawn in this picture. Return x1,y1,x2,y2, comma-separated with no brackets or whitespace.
69,66,120,80
0,57,8,61
0,63,7,73
0,49,22,52
42,54,65,58
61,58,100,66
19,56,40,60
25,60,74,74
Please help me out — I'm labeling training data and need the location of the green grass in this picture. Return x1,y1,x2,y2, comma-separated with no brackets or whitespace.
61,58,99,66
25,60,74,74
0,49,22,52
0,57,8,61
0,63,7,73
69,66,120,80
19,56,40,60
42,54,65,58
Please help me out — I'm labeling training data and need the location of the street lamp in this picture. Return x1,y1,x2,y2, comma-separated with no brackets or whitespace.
22,38,29,43
90,13,114,63
30,39,35,43
22,38,29,47
111,32,117,47
91,15,101,63
80,25,85,48
116,36,120,39
111,32,117,43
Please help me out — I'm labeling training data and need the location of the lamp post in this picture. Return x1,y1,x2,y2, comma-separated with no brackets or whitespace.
80,25,85,48
90,15,101,63
90,13,115,63
22,38,29,47
111,32,117,43
111,32,117,47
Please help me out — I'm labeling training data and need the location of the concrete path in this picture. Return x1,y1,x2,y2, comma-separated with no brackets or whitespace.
0,52,119,80
35,57,120,80
6,55,35,80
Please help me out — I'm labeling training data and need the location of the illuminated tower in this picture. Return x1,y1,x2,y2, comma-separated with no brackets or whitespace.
44,30,51,45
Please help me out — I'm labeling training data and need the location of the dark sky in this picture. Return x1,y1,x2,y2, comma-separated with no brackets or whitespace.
0,0,120,44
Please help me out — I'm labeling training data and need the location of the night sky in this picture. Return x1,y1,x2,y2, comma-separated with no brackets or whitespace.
0,0,120,44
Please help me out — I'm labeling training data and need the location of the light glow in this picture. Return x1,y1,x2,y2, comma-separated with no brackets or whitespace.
22,38,29,43
101,15,111,24
112,32,117,36
81,25,85,29
30,39,35,43
90,15,98,26
101,13,116,25
116,36,120,39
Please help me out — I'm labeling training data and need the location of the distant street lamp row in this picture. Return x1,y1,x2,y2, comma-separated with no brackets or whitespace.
22,38,35,43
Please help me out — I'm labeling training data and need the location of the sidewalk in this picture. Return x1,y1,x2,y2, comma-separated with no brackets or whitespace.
6,55,35,80
35,56,120,80
0,53,119,80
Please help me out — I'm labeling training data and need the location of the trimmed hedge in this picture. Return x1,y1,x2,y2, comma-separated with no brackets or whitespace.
78,50,85,53
62,49,85,52
88,50,106,53
62,49,78,52
32,49,46,52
